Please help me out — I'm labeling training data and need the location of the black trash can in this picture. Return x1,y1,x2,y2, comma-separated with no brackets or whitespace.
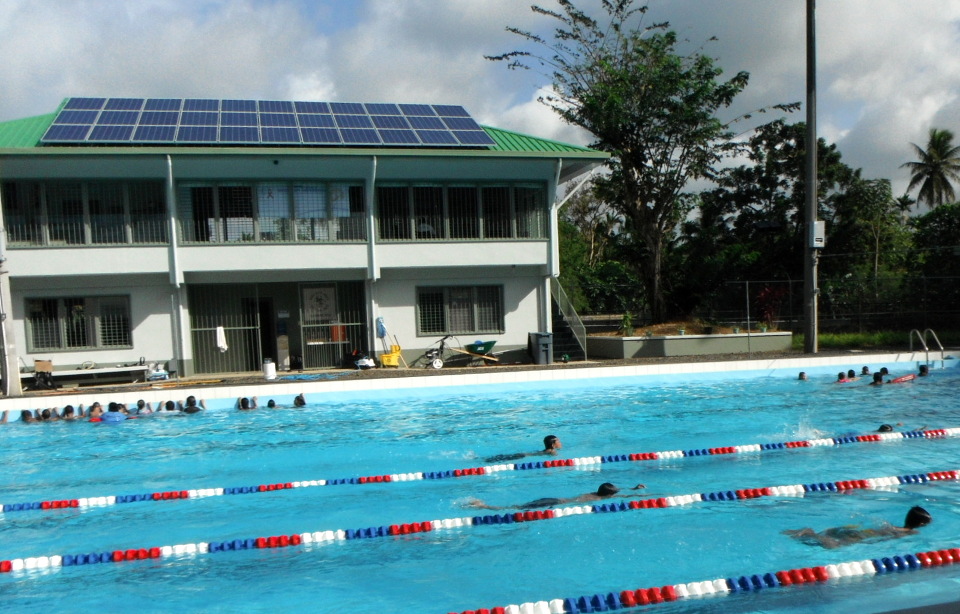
528,332,554,365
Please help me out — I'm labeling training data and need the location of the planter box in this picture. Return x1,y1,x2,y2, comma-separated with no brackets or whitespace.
587,332,793,359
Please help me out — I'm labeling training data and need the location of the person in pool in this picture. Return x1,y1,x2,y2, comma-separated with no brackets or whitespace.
181,396,205,414
484,435,562,463
783,506,931,549
465,482,646,510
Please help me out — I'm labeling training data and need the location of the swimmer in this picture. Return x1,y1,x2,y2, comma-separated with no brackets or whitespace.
136,400,152,415
783,506,931,549
61,405,81,420
182,395,205,414
465,482,646,511
846,369,858,381
869,372,884,386
87,403,104,419
484,435,562,463
836,372,849,383
293,394,307,407
878,423,927,433
237,396,258,410
919,365,930,377
20,410,37,423
798,372,807,381
861,366,871,376
880,367,890,376
266,399,276,408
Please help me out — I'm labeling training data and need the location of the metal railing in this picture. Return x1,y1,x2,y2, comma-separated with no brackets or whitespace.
550,277,586,358
910,328,946,369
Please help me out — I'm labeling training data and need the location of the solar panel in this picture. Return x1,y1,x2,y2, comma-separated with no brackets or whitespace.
133,125,177,142
89,125,134,141
98,110,140,125
41,97,496,147
104,98,145,111
261,127,301,143
145,98,182,111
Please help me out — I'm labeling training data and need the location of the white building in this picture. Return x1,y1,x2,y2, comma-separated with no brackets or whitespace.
0,97,605,394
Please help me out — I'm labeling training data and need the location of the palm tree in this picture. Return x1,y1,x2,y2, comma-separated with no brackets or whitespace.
901,128,960,208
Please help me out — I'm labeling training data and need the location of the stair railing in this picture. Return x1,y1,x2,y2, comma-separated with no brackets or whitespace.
550,278,586,360
909,328,945,369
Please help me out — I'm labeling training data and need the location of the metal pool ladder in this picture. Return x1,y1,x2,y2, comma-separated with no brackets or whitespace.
909,328,945,369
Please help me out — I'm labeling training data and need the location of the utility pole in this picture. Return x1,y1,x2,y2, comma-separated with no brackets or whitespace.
803,0,820,353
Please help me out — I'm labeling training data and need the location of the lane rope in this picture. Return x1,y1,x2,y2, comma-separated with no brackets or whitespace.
1,428,955,516
447,545,960,614
1,467,957,576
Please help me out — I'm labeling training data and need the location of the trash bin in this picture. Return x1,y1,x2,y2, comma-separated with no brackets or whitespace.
528,332,554,365
262,358,277,381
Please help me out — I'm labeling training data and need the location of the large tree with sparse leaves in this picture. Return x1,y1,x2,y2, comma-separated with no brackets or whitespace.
488,0,795,322
901,128,960,209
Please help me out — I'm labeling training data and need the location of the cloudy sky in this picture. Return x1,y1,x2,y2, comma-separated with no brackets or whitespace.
2,0,959,198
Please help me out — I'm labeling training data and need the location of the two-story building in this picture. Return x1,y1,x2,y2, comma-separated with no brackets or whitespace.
0,97,606,394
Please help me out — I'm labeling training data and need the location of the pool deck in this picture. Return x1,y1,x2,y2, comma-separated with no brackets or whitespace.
3,347,955,414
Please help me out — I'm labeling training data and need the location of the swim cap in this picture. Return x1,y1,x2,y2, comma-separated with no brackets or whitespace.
905,506,931,529
878,424,894,432
596,483,619,496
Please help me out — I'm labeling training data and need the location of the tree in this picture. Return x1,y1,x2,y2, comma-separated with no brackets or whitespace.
488,0,794,322
901,128,960,209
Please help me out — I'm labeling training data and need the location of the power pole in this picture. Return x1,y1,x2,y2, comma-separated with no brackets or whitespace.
803,0,820,353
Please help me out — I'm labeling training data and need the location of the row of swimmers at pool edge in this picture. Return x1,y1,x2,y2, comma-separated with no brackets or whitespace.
470,434,933,549
0,395,207,423
2,393,311,423
797,364,930,385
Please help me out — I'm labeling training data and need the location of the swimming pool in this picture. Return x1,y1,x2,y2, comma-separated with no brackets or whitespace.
1,357,959,613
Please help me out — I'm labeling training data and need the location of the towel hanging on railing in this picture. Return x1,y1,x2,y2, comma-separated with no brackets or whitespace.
216,326,228,353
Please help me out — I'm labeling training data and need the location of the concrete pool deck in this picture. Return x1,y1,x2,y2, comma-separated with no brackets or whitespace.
3,347,955,414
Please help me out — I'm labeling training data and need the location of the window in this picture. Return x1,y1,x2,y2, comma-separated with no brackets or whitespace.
1,180,167,247
26,296,132,351
177,181,366,243
417,285,504,335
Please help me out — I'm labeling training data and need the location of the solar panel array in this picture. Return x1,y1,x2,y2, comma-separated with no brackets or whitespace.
40,97,497,147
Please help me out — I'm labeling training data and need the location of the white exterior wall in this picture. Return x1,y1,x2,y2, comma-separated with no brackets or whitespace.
11,274,175,369
372,266,543,353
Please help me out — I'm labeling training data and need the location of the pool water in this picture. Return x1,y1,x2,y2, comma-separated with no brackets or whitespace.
1,366,959,613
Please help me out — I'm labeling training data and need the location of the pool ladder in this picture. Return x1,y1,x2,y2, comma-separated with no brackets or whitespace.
909,328,945,369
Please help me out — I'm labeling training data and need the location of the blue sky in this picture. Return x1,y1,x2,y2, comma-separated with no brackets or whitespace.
3,0,960,198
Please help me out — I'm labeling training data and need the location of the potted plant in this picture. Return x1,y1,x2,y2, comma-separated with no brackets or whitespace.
678,327,685,336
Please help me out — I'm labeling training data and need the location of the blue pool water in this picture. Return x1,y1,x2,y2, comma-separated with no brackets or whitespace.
1,364,959,613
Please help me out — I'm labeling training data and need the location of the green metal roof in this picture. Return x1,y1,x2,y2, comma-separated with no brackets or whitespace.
481,125,597,154
0,109,606,160
0,113,57,148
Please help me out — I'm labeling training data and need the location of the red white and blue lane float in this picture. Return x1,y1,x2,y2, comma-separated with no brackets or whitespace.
1,427,955,515
1,466,958,577
447,545,960,613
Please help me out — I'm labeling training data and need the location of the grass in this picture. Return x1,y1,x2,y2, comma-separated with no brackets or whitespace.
791,330,960,351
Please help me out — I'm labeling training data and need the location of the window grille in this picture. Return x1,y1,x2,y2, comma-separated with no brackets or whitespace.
257,183,292,241
294,183,328,240
416,285,504,335
448,186,479,239
515,186,545,238
88,183,125,244
45,183,85,245
1,182,43,245
25,296,132,351
219,185,255,242
129,182,168,243
377,186,411,240
482,186,512,238
413,186,443,239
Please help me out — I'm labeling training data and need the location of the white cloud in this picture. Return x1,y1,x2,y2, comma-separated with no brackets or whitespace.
2,0,960,200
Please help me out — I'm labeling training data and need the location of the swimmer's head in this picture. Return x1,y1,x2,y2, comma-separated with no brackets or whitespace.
164,400,176,411
137,400,146,409
905,506,931,529
239,397,250,409
862,366,870,375
186,395,197,407
544,435,560,450
294,394,306,407
880,367,889,375
267,399,276,408
878,424,895,432
596,483,619,497
798,372,807,380
873,373,884,383
847,369,856,378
